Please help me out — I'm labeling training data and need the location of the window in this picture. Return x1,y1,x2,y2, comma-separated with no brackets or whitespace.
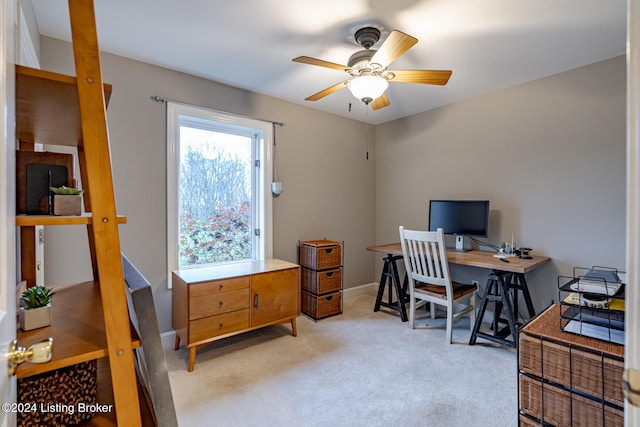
167,103,273,286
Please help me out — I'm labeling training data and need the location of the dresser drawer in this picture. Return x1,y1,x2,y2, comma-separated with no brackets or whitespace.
190,276,249,297
189,288,249,320
189,309,250,343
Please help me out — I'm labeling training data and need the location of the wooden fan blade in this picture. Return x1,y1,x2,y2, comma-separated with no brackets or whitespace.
370,93,390,110
305,81,349,101
388,69,452,85
370,31,418,69
292,56,351,72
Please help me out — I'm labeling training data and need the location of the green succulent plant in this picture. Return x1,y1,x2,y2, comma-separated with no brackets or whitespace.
49,186,83,195
20,286,55,309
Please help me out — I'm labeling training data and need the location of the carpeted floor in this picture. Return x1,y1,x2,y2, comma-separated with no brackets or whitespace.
166,291,518,427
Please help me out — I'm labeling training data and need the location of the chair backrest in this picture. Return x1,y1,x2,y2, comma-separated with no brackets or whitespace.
399,226,451,288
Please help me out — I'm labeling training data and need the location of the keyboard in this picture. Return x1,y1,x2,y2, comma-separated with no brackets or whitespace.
570,279,622,296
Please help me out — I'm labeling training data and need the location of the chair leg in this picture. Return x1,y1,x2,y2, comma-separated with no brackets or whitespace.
446,305,454,344
469,293,477,333
409,295,416,329
430,303,436,319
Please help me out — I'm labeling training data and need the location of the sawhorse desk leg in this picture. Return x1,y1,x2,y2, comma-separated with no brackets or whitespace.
469,271,520,348
510,273,536,321
373,254,408,322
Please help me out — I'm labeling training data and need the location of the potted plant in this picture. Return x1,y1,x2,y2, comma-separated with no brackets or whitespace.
50,186,83,215
19,286,55,331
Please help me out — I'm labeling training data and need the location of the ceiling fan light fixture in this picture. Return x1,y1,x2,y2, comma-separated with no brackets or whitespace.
348,75,388,104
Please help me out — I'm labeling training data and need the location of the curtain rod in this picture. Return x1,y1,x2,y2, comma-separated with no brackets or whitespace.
150,95,286,127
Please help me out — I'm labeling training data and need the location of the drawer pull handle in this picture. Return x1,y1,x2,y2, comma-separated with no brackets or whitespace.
326,272,334,278
219,323,223,329
254,293,259,309
219,284,224,291
326,296,334,301
325,248,333,254
219,301,224,307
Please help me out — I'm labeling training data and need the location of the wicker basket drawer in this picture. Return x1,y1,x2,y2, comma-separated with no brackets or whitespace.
542,340,571,385
518,414,540,426
520,373,623,427
570,347,607,401
518,333,571,384
302,267,342,295
300,240,342,270
519,333,542,377
520,374,571,427
189,288,249,320
604,404,624,427
302,290,342,319
520,332,624,405
189,309,249,342
603,357,625,407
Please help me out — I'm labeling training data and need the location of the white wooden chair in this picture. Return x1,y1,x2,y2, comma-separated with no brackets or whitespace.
399,226,477,343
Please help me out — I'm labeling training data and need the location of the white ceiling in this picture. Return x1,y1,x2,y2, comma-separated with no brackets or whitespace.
30,0,627,125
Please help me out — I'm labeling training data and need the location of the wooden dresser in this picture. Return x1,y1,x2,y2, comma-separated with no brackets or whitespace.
172,259,300,371
519,304,624,426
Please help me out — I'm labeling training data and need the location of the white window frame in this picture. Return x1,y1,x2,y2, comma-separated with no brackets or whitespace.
166,102,273,287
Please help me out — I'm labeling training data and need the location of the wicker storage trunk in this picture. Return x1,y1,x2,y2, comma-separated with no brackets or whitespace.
518,304,624,426
299,240,343,320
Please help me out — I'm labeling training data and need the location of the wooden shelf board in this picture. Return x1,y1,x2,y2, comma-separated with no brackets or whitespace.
16,213,126,226
16,281,140,379
16,64,112,147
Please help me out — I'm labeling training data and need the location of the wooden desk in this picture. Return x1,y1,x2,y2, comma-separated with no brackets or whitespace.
367,244,550,347
367,244,549,273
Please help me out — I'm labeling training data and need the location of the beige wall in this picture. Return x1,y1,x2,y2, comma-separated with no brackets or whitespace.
37,34,625,329
374,56,626,310
39,37,375,333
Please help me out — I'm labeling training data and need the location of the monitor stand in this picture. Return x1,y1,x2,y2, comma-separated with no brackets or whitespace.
454,235,471,252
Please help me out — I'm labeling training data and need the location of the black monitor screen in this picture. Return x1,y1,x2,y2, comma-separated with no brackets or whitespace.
428,200,490,237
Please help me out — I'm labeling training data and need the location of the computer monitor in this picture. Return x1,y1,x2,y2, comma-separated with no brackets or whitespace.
428,200,490,251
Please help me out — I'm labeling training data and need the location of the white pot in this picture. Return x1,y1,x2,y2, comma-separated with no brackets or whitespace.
19,305,52,331
53,194,82,215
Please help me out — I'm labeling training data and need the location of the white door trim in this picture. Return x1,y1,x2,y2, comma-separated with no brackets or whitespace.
0,0,17,425
626,0,640,424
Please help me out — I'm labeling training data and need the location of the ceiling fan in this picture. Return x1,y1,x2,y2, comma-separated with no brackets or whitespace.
293,27,452,110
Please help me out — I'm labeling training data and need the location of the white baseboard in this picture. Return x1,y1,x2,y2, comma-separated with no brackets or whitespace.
343,282,377,298
161,330,177,351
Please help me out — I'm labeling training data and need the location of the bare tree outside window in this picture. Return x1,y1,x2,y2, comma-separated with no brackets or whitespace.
178,126,253,266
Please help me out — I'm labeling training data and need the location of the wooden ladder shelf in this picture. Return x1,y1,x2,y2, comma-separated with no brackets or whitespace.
15,0,142,425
